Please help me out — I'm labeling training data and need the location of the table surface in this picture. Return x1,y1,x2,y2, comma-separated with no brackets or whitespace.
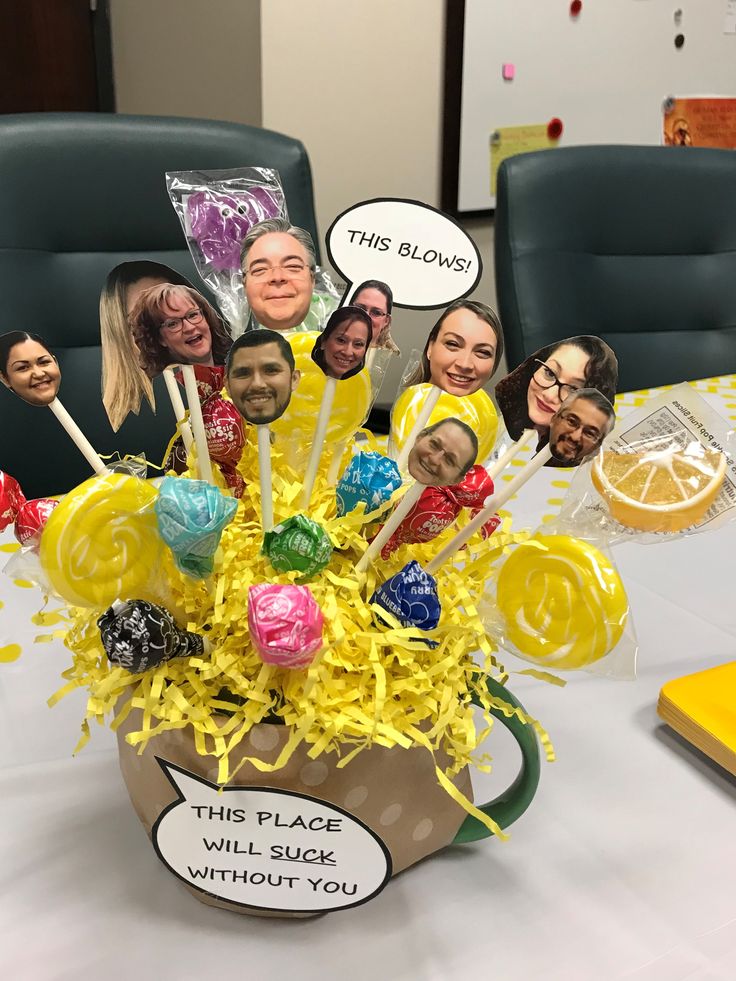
2,377,736,981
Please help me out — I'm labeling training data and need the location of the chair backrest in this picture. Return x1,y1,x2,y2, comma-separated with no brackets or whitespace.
494,145,736,392
0,112,319,499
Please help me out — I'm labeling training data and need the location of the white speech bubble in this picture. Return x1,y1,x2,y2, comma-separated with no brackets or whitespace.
152,759,392,913
326,198,482,309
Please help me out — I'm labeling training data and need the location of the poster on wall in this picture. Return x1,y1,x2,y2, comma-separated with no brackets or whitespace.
663,97,736,148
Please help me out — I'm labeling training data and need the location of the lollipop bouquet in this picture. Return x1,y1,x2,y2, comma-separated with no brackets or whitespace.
9,195,733,919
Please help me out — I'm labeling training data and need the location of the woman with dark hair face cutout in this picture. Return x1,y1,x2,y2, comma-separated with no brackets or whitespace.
495,335,618,442
0,331,106,472
130,283,232,380
349,279,399,353
100,260,197,431
0,331,61,406
311,306,371,381
404,299,505,396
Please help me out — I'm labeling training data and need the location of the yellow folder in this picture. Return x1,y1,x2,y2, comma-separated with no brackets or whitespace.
657,662,736,776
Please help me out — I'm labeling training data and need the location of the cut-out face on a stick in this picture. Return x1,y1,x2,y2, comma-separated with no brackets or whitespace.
225,329,301,426
406,300,504,397
130,283,232,379
100,260,200,431
495,335,618,442
350,279,394,349
0,331,61,406
548,389,615,467
241,218,317,332
407,417,479,486
311,306,371,381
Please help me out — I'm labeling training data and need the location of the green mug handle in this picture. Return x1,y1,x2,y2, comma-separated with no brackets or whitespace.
452,675,541,844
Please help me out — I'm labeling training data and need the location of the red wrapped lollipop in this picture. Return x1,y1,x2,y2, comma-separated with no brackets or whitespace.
0,470,25,531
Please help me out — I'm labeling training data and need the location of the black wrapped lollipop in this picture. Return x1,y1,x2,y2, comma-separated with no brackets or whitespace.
98,599,205,673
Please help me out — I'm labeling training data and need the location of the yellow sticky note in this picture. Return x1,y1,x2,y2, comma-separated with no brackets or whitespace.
490,124,557,196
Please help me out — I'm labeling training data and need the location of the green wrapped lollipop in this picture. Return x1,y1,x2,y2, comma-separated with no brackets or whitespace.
262,514,333,580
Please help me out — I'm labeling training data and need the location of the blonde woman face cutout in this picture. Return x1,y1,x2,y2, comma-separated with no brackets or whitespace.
426,308,497,397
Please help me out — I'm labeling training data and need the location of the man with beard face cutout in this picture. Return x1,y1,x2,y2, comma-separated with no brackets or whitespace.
225,329,300,425
548,389,615,466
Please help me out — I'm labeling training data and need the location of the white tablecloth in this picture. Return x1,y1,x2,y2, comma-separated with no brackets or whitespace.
1,377,736,981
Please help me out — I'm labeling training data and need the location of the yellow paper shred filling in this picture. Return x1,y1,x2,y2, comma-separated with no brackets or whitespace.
46,433,552,831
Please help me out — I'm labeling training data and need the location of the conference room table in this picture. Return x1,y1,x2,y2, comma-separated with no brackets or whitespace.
1,376,735,981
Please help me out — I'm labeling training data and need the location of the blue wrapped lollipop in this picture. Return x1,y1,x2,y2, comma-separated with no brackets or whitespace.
370,560,441,631
155,476,237,578
336,451,402,517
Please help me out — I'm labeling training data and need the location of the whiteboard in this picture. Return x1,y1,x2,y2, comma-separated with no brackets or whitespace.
450,0,736,214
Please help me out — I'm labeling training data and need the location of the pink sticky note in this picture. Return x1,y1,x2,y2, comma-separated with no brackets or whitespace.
502,63,515,81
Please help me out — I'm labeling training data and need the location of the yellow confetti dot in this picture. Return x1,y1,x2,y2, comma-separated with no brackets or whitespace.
550,480,570,489
0,543,20,553
546,498,563,507
541,514,557,524
510,459,526,467
0,644,22,663
501,474,515,482
31,610,68,627
13,579,34,589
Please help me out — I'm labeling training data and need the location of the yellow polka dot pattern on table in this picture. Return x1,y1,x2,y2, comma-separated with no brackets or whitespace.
0,644,22,663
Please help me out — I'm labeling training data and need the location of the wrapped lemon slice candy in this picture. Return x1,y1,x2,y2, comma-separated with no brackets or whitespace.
495,534,628,669
592,443,726,533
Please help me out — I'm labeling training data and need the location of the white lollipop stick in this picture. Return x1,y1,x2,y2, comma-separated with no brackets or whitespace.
257,424,274,532
327,439,348,485
485,428,536,480
301,377,337,508
49,398,106,474
163,366,194,452
395,385,441,472
425,444,552,575
181,364,213,484
355,481,423,575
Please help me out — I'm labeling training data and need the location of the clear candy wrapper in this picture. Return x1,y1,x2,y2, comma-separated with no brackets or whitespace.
559,384,736,544
479,529,637,680
167,168,287,335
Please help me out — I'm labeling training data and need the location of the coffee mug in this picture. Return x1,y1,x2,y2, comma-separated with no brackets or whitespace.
116,675,540,917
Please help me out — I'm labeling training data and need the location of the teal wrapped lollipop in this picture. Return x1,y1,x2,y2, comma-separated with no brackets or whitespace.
155,476,237,578
336,450,402,517
263,514,333,580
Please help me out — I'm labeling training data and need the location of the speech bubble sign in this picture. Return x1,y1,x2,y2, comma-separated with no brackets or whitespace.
152,759,392,914
326,198,482,310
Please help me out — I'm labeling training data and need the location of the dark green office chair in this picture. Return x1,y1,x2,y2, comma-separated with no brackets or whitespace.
494,145,736,392
0,113,319,499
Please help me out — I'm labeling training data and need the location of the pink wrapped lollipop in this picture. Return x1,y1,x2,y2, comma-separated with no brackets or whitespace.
248,583,324,669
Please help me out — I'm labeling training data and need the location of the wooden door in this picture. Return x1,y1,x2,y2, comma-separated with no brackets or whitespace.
0,0,114,113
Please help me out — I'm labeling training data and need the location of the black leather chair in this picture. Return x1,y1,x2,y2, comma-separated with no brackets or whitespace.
0,113,319,499
494,145,736,392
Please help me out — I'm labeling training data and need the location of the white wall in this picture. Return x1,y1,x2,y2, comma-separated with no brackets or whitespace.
261,0,499,403
110,0,262,126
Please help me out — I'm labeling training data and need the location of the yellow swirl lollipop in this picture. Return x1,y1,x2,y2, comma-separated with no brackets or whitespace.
495,534,628,669
40,472,163,609
271,331,372,444
391,383,498,462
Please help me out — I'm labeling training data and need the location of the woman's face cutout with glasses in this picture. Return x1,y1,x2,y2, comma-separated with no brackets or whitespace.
527,343,589,430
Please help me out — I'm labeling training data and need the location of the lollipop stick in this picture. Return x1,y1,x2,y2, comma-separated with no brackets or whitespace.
49,398,106,474
181,365,214,484
395,385,441,472
257,424,274,532
163,366,194,452
301,377,337,508
327,440,347,485
355,481,423,574
485,428,536,479
425,445,552,574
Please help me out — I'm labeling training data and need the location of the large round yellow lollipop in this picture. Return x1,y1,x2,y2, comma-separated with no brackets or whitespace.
495,534,628,669
40,472,163,609
390,383,498,463
271,332,372,445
